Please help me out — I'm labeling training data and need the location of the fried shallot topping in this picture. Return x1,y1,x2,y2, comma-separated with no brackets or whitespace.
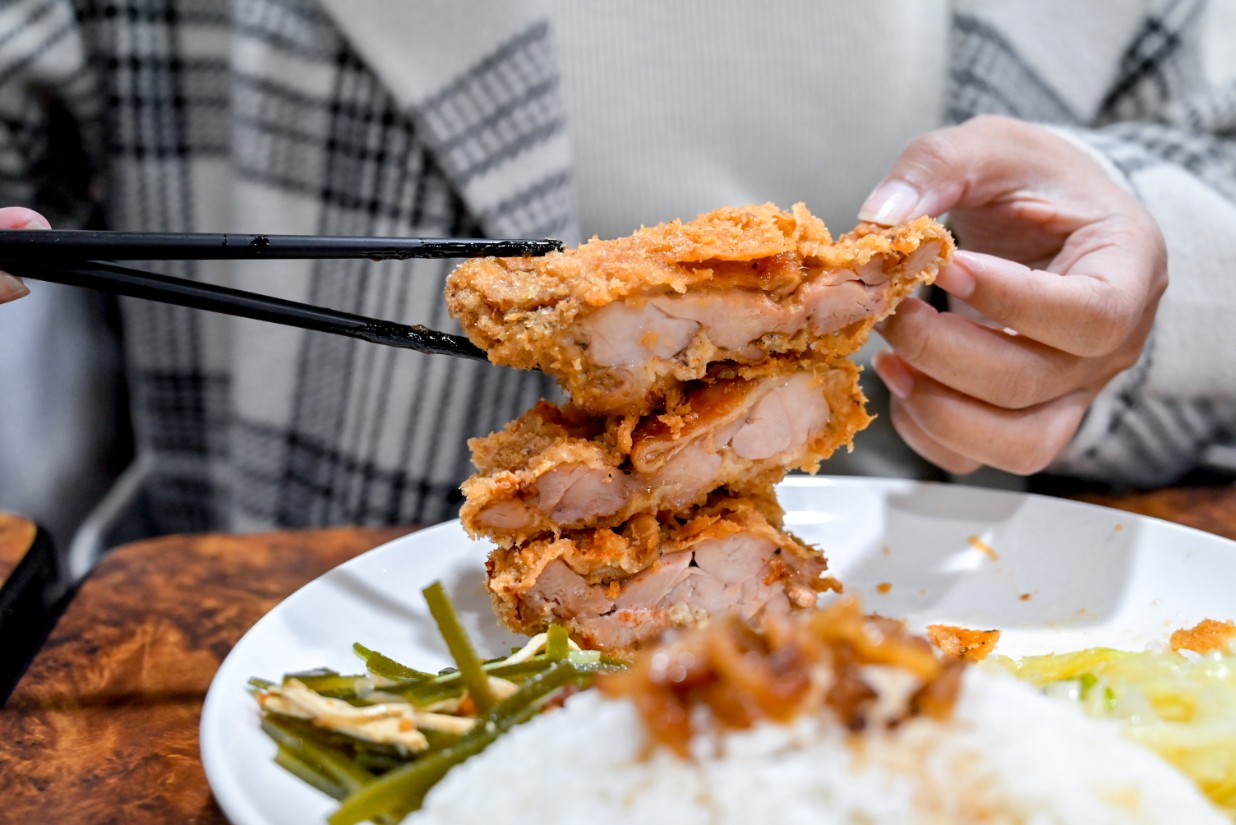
597,598,964,756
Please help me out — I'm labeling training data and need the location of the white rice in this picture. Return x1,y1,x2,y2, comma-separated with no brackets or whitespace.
414,668,1226,824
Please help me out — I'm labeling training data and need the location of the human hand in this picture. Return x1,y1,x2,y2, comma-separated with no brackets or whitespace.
0,206,52,304
858,115,1167,476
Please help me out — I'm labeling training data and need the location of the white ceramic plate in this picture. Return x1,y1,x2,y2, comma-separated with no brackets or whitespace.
200,477,1236,825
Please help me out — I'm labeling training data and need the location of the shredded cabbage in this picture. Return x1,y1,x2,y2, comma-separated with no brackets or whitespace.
986,648,1236,819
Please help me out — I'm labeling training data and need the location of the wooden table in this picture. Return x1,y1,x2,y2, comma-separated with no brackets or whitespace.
1,487,1234,823
0,513,37,585
0,523,414,823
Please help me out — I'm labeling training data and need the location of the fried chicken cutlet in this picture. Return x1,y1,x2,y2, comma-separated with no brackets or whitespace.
462,358,870,546
450,203,954,655
485,489,839,654
446,203,953,415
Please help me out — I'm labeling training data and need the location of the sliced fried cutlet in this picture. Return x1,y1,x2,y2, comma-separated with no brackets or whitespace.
485,489,840,655
461,358,871,546
446,202,952,415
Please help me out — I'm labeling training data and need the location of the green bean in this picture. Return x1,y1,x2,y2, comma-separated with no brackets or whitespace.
422,582,495,713
260,716,373,794
353,642,590,703
354,749,411,773
418,727,465,752
486,659,601,719
369,658,559,709
257,581,629,824
275,746,348,801
328,728,493,825
482,657,548,678
328,662,590,825
380,680,467,707
268,714,414,762
546,623,570,661
568,650,604,667
472,657,557,681
285,669,374,699
354,643,436,681
277,738,404,825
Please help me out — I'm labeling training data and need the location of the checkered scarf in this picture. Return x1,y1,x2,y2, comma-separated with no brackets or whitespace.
1,0,1232,535
950,0,1236,485
2,0,570,533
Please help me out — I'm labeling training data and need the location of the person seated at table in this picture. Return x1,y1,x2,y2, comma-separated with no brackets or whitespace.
0,1,1234,558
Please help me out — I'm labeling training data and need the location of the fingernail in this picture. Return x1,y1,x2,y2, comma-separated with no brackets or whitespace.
0,207,52,230
0,272,30,301
934,260,976,299
873,351,915,400
18,213,51,230
858,180,921,225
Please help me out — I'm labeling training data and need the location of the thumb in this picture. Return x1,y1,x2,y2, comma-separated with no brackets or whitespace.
0,206,52,230
857,115,1051,226
0,206,52,302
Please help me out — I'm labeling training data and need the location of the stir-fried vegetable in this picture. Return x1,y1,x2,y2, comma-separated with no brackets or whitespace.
422,581,496,714
252,582,624,824
987,645,1236,818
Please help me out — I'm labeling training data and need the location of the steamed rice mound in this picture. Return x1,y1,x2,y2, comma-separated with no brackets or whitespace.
414,670,1225,824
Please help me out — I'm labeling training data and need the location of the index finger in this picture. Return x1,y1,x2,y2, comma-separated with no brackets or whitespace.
937,245,1158,358
0,272,27,302
858,116,1116,225
0,207,51,302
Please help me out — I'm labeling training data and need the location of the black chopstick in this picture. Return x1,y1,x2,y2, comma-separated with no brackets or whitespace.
1,259,489,361
0,230,563,261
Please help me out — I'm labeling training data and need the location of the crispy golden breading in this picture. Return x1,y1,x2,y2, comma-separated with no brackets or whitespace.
446,203,953,415
450,203,955,653
461,359,871,546
926,625,1003,663
1170,618,1236,654
485,489,839,655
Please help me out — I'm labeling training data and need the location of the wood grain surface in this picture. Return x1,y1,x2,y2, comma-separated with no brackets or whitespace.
1078,485,1236,541
0,511,37,586
0,525,412,824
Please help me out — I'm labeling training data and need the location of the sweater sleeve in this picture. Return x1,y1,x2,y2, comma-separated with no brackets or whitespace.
1042,3,1236,486
1045,120,1236,486
947,0,1236,487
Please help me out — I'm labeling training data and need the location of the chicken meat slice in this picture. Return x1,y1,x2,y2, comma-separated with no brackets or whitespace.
462,359,870,546
485,489,840,655
446,202,953,415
